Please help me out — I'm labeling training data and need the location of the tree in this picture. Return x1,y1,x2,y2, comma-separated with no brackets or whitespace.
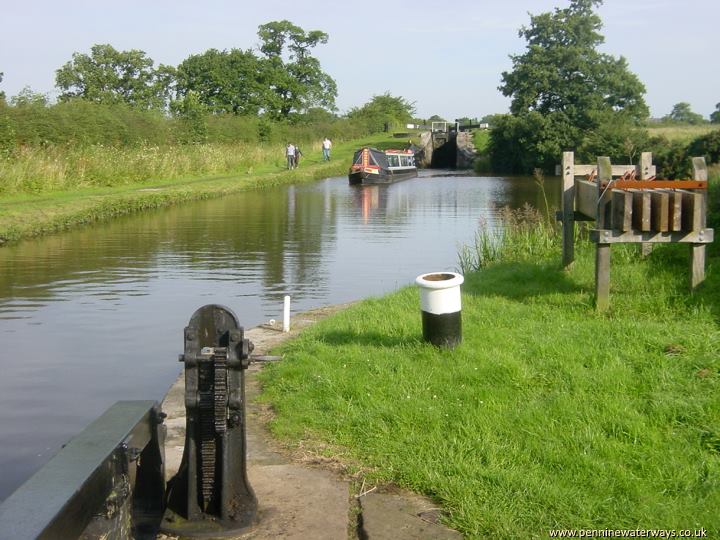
175,48,264,115
347,93,415,132
300,107,338,123
711,103,720,124
172,91,208,143
256,20,337,118
56,44,170,110
10,87,49,107
0,73,14,153
496,0,649,172
664,102,706,125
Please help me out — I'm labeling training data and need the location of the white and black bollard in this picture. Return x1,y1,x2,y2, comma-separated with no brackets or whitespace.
415,272,464,348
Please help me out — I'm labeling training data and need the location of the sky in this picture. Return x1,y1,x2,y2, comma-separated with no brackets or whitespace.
1,0,718,120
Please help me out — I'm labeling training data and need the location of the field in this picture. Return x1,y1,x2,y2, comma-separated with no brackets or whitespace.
647,124,717,144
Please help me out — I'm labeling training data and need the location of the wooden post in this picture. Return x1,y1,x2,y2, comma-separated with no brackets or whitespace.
639,152,653,256
689,157,708,290
596,157,613,228
596,243,611,311
692,156,708,182
561,151,575,269
690,244,706,290
595,157,612,310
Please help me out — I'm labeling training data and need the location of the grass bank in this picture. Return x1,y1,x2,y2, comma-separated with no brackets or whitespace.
258,205,720,537
0,133,405,244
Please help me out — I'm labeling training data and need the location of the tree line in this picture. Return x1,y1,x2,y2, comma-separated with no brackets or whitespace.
52,21,336,120
4,18,416,127
0,19,418,152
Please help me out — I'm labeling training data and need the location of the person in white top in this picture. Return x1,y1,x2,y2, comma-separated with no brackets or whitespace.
286,143,296,169
322,137,332,161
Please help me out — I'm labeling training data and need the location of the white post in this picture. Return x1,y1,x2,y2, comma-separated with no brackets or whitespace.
415,272,464,348
283,295,291,333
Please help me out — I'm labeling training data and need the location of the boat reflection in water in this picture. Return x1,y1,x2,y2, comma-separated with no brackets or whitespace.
357,185,381,224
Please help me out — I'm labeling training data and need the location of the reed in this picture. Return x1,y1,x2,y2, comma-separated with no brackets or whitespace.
458,203,560,273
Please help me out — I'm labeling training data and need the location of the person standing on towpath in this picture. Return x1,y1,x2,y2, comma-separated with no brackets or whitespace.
286,143,296,169
294,146,303,168
322,137,332,161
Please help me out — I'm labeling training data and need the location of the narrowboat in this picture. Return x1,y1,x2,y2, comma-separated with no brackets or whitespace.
348,147,418,185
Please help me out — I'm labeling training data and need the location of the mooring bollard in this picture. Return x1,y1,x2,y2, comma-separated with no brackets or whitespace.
415,272,464,348
161,304,257,538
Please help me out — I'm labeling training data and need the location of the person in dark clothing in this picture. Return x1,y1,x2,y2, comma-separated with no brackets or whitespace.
294,146,303,168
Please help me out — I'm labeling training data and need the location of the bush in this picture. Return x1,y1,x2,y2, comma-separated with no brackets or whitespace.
0,100,374,152
650,136,693,179
577,116,650,165
0,102,16,156
687,129,720,165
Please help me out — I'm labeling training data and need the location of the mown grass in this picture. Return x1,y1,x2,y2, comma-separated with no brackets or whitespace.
258,193,720,537
0,133,396,244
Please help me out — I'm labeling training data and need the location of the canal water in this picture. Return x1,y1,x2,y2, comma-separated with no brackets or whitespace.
0,171,558,500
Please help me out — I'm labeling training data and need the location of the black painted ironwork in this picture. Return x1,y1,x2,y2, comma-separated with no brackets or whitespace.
0,400,166,540
162,304,257,537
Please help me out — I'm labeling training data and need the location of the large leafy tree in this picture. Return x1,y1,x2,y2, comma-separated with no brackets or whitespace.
711,103,720,124
56,44,171,110
664,102,705,125
0,72,5,102
175,48,264,115
495,0,649,172
347,93,415,132
256,20,337,118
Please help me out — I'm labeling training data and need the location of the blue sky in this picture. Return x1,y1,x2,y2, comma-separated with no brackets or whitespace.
1,0,718,120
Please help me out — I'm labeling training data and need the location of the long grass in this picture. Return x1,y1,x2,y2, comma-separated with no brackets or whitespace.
458,205,559,272
259,204,720,538
647,124,717,144
0,141,325,195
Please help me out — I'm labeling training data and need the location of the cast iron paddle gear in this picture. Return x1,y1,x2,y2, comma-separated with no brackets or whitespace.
161,304,257,537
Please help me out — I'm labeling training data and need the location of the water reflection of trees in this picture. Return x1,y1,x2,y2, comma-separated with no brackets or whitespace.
0,184,337,308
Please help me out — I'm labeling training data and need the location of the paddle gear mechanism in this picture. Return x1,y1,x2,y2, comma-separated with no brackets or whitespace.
161,304,257,537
